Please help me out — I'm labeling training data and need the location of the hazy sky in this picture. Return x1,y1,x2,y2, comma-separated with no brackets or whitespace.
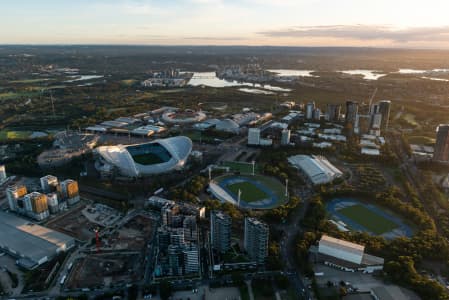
2,0,449,48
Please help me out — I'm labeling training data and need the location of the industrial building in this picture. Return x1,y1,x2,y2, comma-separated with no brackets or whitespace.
210,210,232,254
315,235,384,273
0,211,75,269
244,217,269,264
434,124,449,162
288,155,343,185
95,136,193,177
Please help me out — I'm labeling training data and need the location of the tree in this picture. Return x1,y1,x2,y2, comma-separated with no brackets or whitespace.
159,280,172,300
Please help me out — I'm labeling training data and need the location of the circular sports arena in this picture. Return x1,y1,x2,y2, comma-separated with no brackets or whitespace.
209,174,288,209
161,110,207,125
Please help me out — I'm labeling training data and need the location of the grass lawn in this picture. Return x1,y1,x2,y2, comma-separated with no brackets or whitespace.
0,130,31,141
338,204,398,235
227,181,268,202
132,153,166,165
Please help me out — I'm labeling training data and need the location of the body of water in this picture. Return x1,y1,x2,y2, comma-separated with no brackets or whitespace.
340,70,386,80
238,88,275,95
65,75,104,83
268,69,317,77
187,72,291,92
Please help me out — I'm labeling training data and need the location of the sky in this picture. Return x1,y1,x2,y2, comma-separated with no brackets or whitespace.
2,0,449,48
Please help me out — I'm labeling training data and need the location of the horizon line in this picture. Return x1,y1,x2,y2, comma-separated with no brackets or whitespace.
1,43,449,51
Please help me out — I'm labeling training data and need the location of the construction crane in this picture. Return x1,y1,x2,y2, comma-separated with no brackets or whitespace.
367,87,378,114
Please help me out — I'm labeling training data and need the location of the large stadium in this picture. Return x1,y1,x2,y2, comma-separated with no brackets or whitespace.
95,136,192,177
209,163,288,209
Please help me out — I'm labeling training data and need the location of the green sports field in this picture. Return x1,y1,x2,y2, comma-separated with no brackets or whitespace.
0,130,31,141
227,181,268,202
132,153,165,165
338,204,398,235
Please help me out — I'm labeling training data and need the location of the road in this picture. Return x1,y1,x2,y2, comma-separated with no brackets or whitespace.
279,184,313,300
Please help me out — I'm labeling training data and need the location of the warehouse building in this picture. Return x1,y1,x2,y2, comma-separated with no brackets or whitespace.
0,212,75,269
315,235,384,273
288,155,343,185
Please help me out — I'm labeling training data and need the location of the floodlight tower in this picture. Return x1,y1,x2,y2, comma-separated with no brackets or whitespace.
252,161,255,176
94,227,101,253
208,166,212,182
238,189,242,207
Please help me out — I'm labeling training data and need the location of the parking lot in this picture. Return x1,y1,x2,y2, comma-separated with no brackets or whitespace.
314,265,420,300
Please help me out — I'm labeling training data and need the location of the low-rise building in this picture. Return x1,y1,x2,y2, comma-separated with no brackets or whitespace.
314,235,384,273
288,155,343,185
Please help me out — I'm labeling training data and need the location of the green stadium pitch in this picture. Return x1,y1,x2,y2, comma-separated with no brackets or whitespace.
212,174,288,209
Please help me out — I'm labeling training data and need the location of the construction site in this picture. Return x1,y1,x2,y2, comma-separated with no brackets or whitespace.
65,252,141,290
46,204,104,242
64,213,157,290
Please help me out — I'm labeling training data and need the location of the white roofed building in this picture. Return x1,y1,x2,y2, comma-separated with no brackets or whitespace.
288,155,343,185
95,136,192,177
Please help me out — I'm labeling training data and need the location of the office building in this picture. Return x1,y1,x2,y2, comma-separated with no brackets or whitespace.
281,129,291,145
58,179,80,205
210,211,232,254
326,104,341,122
306,102,315,120
183,244,200,274
6,185,27,211
345,101,358,125
183,215,198,242
168,245,183,276
40,175,59,193
248,128,261,145
313,108,321,121
378,100,391,130
370,113,382,130
47,193,59,214
23,192,49,221
0,165,6,182
434,124,449,161
244,217,269,264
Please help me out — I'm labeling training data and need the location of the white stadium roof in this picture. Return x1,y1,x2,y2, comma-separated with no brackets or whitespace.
95,136,192,177
288,154,343,185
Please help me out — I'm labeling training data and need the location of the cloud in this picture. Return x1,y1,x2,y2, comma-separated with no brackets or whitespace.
258,25,449,44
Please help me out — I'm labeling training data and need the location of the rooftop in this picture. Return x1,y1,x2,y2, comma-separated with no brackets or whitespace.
0,212,74,266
